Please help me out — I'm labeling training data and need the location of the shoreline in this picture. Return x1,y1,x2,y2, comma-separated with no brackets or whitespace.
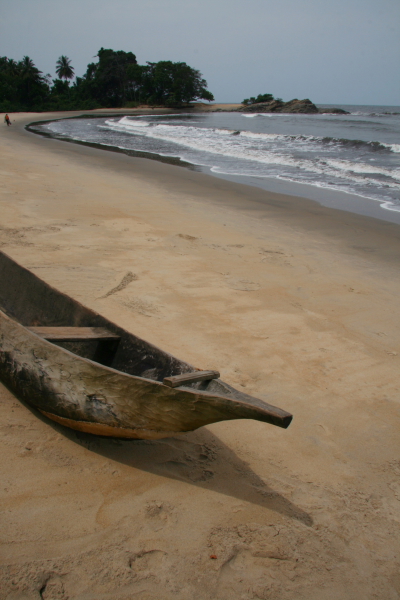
25,107,400,226
21,111,400,262
1,111,399,599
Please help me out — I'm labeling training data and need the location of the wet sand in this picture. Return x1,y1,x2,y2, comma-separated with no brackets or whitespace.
1,111,400,600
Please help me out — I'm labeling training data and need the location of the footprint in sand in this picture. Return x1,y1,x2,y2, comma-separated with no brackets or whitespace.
159,440,217,482
123,297,160,318
39,575,66,600
259,247,292,266
145,500,177,525
100,272,138,299
129,549,167,572
226,278,260,291
177,233,198,241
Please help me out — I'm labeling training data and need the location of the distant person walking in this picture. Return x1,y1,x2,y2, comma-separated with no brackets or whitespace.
4,114,11,126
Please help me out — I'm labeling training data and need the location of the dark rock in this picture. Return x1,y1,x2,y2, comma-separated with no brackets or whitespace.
318,107,350,114
238,99,284,113
239,98,319,114
280,99,319,113
238,98,349,115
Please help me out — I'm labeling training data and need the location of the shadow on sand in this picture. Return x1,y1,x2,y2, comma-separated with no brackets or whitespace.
7,386,313,527
66,424,313,527
7,389,312,527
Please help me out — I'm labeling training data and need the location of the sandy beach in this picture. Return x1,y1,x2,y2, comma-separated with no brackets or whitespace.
1,110,400,600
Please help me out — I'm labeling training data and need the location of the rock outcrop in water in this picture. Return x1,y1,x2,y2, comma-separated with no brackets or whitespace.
318,107,350,114
238,98,349,114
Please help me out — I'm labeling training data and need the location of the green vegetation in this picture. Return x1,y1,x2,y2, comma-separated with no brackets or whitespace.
0,48,214,112
241,93,275,106
132,61,214,106
55,56,75,82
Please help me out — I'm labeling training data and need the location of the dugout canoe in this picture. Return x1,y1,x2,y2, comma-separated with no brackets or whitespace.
0,251,292,439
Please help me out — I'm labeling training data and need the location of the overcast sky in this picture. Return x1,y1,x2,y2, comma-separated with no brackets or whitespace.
1,0,399,105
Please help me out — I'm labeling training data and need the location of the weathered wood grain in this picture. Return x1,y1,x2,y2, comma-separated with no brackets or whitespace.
28,326,120,341
163,370,220,387
0,250,293,437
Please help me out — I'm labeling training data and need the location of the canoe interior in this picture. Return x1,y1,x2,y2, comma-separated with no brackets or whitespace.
0,251,195,383
0,250,293,431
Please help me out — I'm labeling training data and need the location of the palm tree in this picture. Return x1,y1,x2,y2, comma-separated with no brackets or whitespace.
21,56,42,82
20,56,44,98
7,58,20,76
55,56,74,82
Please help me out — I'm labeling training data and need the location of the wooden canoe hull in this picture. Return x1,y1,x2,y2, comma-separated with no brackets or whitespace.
38,412,185,440
0,310,291,437
0,251,293,437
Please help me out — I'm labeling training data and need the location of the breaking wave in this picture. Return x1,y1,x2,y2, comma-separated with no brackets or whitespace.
40,107,400,214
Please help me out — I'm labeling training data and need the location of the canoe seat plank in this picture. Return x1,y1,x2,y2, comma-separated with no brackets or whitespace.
27,326,120,342
163,370,220,388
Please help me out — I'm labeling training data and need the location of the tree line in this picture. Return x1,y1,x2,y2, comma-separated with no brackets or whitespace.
241,93,283,106
0,48,214,112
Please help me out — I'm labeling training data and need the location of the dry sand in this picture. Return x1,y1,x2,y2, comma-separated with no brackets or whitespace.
0,111,399,600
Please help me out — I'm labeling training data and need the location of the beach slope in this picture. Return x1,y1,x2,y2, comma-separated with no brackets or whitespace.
1,111,399,600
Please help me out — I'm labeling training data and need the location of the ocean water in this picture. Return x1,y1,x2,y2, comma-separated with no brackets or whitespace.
35,105,400,219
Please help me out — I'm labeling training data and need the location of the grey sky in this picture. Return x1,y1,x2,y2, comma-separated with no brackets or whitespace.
1,0,399,105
